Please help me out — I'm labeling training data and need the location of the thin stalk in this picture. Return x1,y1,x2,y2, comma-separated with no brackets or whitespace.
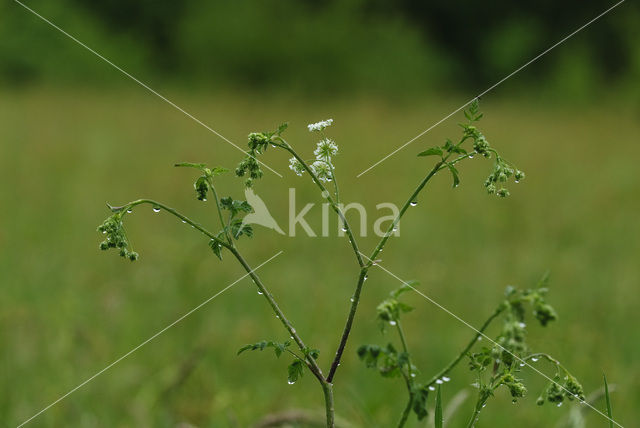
426,305,505,386
110,198,335,423
207,179,233,245
326,269,368,382
110,199,230,249
396,374,414,428
396,321,414,428
328,155,472,382
228,246,325,382
466,399,483,428
396,320,413,379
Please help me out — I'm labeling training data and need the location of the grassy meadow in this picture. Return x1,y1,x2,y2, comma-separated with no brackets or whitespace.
1,87,638,427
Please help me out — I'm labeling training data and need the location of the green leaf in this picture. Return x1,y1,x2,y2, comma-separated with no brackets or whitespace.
287,359,305,384
448,164,460,188
417,147,443,157
209,166,229,176
237,340,291,358
435,384,443,428
231,218,254,239
604,374,613,428
208,239,224,260
412,386,430,420
390,281,417,298
450,146,467,155
174,162,206,169
276,122,288,135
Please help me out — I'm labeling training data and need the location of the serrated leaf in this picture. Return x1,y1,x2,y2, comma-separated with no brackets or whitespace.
412,386,430,420
435,384,443,428
417,147,443,157
448,164,460,188
287,359,305,384
276,122,288,135
208,239,223,260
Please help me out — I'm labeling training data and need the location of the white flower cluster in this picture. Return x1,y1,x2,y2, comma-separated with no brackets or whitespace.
289,157,305,176
313,138,339,162
310,160,332,182
307,118,333,132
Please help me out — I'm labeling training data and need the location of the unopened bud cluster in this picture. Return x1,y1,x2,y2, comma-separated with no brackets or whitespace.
484,157,525,198
97,214,138,261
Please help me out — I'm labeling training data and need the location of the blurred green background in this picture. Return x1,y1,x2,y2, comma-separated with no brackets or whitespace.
1,0,639,427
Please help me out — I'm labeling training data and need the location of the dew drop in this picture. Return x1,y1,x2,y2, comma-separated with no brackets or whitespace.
519,363,525,367
102,230,107,234
182,220,187,223
477,336,482,341
531,357,539,362
392,226,398,232
556,402,563,407
341,227,347,232
389,320,397,326
291,328,296,334
518,322,526,328
442,376,451,382
410,200,418,207
428,386,436,391
411,373,416,378
152,206,161,213
350,297,355,303
363,275,368,281
126,209,133,213
436,379,443,384
482,403,487,408
468,154,475,159
515,180,520,184
202,198,207,202
288,380,295,385
321,190,330,198
257,290,263,295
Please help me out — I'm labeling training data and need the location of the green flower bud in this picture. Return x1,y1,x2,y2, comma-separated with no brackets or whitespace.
515,170,525,182
497,188,510,198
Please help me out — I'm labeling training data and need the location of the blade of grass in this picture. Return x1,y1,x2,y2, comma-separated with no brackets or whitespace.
435,384,443,428
603,374,613,428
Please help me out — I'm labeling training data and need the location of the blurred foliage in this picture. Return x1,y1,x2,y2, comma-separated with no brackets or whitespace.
2,0,639,98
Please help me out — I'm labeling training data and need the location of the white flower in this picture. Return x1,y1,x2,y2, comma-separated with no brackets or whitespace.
289,157,305,176
314,138,339,162
307,118,333,132
310,160,332,182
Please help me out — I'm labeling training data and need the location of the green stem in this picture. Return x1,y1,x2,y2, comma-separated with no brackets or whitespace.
322,381,335,428
396,320,413,379
207,179,232,245
396,375,414,428
326,268,368,382
110,199,230,249
228,246,325,382
110,198,332,422
426,305,505,387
